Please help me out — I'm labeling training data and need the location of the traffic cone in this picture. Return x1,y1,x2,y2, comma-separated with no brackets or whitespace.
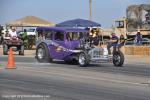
6,48,16,69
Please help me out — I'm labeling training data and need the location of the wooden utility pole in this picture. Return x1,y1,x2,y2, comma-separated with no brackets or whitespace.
89,0,92,21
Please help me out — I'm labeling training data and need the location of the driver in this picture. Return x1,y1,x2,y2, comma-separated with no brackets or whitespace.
66,32,72,41
107,32,118,55
9,27,17,37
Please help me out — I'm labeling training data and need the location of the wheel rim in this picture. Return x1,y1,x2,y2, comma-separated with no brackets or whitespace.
37,48,44,59
113,54,121,65
79,53,85,65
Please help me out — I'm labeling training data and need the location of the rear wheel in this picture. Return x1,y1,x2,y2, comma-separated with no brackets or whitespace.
113,51,124,67
3,44,8,55
36,43,52,63
78,52,89,67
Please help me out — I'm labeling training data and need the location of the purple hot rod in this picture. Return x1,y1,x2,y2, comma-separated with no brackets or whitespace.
35,27,124,67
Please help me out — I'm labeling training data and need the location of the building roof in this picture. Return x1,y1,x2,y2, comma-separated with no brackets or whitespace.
7,16,55,27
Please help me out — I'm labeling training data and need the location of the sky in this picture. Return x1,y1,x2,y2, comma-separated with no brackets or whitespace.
0,0,149,28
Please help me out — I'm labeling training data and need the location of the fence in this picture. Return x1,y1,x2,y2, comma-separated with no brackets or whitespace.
98,41,150,55
125,41,150,46
121,46,150,55
99,41,150,46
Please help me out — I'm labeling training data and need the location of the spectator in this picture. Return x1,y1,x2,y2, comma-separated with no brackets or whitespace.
22,29,28,41
107,32,118,55
118,34,125,50
135,31,142,45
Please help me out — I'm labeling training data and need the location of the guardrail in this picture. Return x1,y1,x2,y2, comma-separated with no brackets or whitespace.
99,41,150,46
125,41,150,46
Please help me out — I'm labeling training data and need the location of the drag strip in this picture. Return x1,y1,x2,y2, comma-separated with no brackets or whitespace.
1,55,150,78
0,66,150,100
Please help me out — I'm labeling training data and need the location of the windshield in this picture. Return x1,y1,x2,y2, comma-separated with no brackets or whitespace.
66,32,86,41
27,29,35,32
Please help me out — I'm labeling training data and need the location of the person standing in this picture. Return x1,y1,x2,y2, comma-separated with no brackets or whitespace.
22,29,28,40
118,34,126,49
135,31,142,45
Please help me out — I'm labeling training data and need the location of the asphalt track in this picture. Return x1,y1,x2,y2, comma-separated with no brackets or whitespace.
0,55,150,100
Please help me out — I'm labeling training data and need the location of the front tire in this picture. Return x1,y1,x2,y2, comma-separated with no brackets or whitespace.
78,52,89,67
113,51,124,67
36,43,52,63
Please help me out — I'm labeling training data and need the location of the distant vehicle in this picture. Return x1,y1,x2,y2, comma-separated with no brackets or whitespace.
35,27,124,67
3,36,24,55
17,29,36,49
142,38,150,45
18,28,36,36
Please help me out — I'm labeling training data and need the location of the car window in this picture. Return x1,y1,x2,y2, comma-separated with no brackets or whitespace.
66,32,85,41
44,30,53,40
79,32,84,39
37,30,45,40
27,29,35,32
66,32,73,41
54,31,64,41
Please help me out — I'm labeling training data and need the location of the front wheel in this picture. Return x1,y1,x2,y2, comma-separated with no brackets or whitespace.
78,52,89,67
112,51,124,67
